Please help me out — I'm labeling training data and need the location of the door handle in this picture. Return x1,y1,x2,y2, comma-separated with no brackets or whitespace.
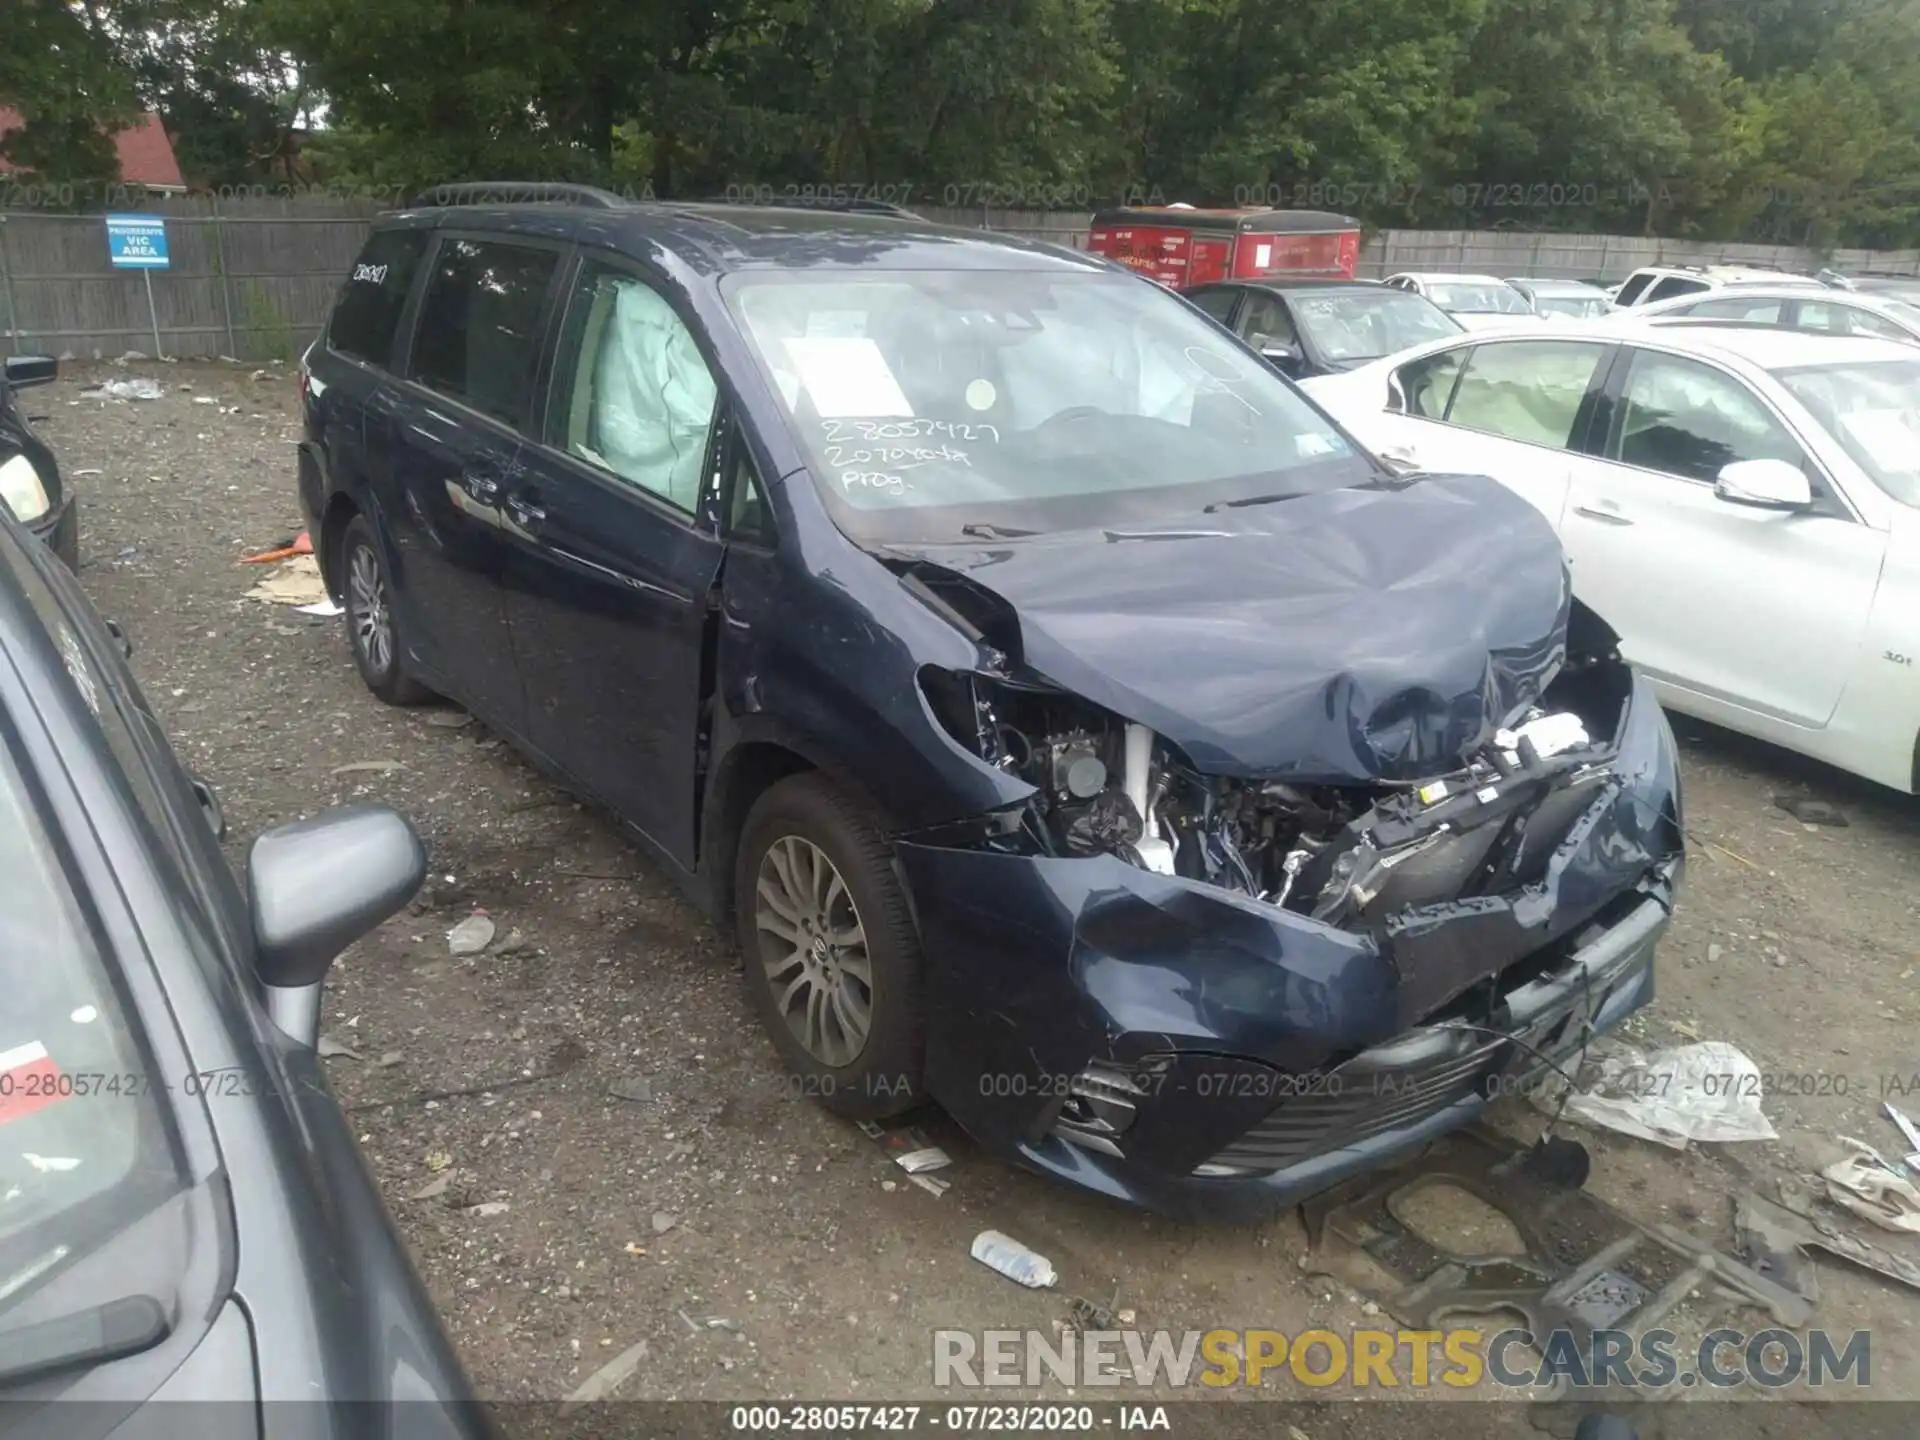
460,470,500,502
504,491,547,529
1572,503,1634,526
189,774,226,842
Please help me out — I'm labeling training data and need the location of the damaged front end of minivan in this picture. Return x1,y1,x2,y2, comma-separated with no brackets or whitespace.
882,476,1683,1221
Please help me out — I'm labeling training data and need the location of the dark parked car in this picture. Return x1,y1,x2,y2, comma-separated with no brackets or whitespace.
1181,278,1463,378
0,354,79,569
0,504,489,1431
298,183,1683,1221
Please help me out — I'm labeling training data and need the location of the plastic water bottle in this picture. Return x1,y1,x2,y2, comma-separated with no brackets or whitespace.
970,1230,1057,1288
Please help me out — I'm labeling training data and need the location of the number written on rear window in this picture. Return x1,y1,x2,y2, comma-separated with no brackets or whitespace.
330,229,429,367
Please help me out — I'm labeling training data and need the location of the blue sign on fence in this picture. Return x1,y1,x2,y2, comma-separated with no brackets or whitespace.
105,214,170,269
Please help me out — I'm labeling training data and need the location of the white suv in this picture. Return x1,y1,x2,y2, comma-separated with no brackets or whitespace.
1608,264,1826,309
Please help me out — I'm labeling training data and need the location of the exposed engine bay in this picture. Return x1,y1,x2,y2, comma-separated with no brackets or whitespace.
917,618,1637,935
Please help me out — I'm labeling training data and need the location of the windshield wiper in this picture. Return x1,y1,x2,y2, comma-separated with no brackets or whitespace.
1202,492,1299,514
958,522,1038,540
0,1294,170,1386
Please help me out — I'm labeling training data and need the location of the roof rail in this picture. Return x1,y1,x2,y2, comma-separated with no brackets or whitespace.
700,194,923,220
405,181,629,210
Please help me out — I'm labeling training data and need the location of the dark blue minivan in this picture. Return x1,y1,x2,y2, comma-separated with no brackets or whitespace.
297,183,1683,1220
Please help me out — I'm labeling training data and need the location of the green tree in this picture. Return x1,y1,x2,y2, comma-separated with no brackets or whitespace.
0,0,138,185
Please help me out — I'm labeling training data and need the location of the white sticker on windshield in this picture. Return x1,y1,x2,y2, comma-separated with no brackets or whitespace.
1296,432,1339,457
805,311,869,339
1838,410,1920,471
783,337,914,418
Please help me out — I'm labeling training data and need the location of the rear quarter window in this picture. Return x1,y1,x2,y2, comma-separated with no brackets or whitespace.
328,228,429,367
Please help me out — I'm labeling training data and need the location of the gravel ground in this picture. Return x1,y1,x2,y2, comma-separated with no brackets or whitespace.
32,358,1920,1423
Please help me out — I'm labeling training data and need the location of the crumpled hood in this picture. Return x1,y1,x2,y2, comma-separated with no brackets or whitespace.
895,473,1571,782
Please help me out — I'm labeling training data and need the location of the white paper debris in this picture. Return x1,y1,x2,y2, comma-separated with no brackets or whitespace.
1553,1041,1778,1148
782,337,914,417
448,914,497,955
294,598,345,617
1823,1138,1920,1233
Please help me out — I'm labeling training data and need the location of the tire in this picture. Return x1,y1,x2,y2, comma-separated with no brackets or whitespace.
734,773,924,1120
340,514,430,705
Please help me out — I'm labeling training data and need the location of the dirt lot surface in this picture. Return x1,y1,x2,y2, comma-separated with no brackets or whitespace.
34,359,1920,1427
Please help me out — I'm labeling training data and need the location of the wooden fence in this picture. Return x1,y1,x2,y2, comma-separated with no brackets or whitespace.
5,197,1919,361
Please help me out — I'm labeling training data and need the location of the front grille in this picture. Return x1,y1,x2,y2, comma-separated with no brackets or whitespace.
1206,1037,1512,1170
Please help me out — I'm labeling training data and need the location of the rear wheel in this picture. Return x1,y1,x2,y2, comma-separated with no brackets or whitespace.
341,514,429,705
734,773,924,1120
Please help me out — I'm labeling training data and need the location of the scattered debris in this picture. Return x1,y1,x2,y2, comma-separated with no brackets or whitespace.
463,1201,510,1218
703,1316,741,1333
1883,1102,1920,1170
409,1173,453,1201
1302,1125,1812,1380
1553,1041,1777,1148
606,1075,653,1103
193,395,218,405
1768,1180,1920,1294
425,709,475,729
622,1242,647,1256
377,1051,404,1068
240,531,313,564
676,1309,702,1336
561,1338,649,1409
910,1174,950,1198
316,1035,361,1060
251,369,273,382
651,1211,678,1234
94,378,163,401
448,913,497,955
245,554,328,607
1731,1191,1821,1303
293,597,344,617
1773,794,1848,827
331,759,403,776
425,1149,454,1172
1822,1138,1920,1233
971,1230,1057,1289
1064,1290,1121,1331
857,1118,954,1173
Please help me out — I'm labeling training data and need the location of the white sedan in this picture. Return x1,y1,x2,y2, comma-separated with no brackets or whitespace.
1302,322,1920,793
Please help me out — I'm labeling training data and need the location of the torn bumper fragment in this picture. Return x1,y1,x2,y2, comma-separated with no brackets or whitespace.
897,667,1683,1223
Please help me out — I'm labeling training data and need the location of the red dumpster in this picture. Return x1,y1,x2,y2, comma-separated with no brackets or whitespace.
1085,206,1362,289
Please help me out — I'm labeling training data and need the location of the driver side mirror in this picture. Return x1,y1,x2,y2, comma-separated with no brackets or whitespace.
1257,338,1305,377
1714,458,1812,511
4,355,57,390
247,805,427,1046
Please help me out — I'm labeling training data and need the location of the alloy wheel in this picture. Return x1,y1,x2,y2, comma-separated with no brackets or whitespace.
348,543,392,675
753,835,873,1067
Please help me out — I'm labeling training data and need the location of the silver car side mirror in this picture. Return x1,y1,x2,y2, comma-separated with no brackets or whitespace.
247,805,426,1046
1714,459,1813,511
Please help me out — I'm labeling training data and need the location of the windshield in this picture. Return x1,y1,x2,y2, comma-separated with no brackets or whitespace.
1427,282,1531,315
1,737,181,1316
1533,293,1612,319
1777,358,1920,507
1290,290,1462,361
724,270,1377,543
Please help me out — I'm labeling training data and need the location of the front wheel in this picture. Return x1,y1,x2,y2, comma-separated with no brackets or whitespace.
734,773,924,1120
340,514,430,705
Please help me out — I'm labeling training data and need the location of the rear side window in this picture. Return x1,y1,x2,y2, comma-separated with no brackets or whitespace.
328,228,428,366
1687,296,1783,322
1612,273,1654,306
1446,341,1607,448
1186,288,1238,324
410,238,559,427
1395,348,1467,418
1644,276,1710,304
